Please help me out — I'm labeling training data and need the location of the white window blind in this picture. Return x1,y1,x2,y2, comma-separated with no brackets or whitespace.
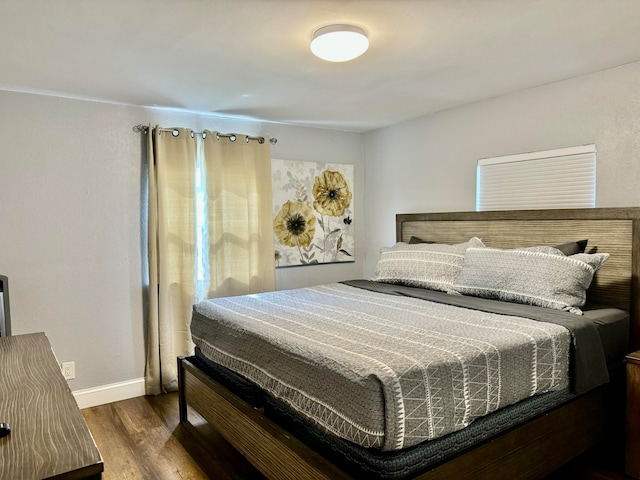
476,144,596,211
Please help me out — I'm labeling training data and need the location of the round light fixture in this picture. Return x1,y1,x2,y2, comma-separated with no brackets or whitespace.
310,24,369,62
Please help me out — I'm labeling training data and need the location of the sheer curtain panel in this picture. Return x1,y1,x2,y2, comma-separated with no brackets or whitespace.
145,126,276,394
203,131,276,299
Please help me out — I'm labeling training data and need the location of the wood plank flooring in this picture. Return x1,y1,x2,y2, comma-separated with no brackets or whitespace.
82,392,264,479
82,393,631,480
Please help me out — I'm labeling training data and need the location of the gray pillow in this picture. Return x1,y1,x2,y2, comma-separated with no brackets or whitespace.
554,239,588,255
408,236,435,244
372,237,484,292
451,246,609,314
411,237,587,254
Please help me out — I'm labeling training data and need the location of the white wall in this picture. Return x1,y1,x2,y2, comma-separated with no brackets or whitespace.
363,62,640,278
0,90,365,391
269,125,365,291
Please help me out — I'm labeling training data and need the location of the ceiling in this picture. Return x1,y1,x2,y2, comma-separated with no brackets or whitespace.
1,0,640,132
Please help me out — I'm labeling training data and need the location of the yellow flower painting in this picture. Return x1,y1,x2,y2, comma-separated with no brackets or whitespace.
273,200,316,248
312,170,353,217
272,159,354,266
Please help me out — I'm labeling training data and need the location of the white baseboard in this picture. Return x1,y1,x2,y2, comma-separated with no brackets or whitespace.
73,377,146,409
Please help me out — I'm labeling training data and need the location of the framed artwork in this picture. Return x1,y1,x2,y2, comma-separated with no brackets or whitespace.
272,159,354,267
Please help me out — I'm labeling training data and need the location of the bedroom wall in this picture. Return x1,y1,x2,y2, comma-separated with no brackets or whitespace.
363,61,640,278
0,90,365,392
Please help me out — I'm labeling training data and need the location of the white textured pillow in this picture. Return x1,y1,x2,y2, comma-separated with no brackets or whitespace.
451,246,609,314
372,237,484,292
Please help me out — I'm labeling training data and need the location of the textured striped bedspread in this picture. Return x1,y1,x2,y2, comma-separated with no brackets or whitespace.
191,282,571,451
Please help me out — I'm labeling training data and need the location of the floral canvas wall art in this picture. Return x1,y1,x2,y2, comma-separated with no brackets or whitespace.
272,159,354,267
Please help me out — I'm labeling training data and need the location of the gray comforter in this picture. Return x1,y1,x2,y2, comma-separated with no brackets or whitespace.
191,281,606,451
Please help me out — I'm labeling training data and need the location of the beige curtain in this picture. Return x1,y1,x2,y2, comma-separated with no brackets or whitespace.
145,126,276,395
146,127,198,394
203,131,276,298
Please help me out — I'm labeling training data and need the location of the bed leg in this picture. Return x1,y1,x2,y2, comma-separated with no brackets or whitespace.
177,356,187,423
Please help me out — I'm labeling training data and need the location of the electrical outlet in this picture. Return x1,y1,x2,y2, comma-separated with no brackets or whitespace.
61,361,75,380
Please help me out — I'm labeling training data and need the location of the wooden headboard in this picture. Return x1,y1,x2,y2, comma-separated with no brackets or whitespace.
396,208,640,349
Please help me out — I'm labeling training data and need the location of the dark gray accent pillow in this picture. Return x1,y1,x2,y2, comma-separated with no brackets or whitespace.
554,239,588,256
408,236,434,244
411,237,587,254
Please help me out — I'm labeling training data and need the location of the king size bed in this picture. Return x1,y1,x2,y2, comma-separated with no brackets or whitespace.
178,207,639,479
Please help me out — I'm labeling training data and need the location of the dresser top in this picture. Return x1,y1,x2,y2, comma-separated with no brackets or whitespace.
0,332,103,479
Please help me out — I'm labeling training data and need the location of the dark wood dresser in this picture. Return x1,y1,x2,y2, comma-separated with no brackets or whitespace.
627,350,640,479
0,332,103,479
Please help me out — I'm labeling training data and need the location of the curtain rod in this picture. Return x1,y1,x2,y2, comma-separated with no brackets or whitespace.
132,124,277,145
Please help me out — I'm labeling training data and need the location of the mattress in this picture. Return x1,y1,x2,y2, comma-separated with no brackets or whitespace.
190,280,621,452
189,351,623,480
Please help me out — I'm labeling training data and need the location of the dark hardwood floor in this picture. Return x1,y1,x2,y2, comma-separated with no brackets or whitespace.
82,392,264,479
82,393,632,480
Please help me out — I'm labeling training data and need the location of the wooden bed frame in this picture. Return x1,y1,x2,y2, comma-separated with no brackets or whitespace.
178,207,640,479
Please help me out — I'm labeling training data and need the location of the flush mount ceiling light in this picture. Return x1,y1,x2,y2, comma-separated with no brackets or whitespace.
310,24,369,62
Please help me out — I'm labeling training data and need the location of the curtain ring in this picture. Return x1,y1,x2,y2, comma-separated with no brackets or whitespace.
202,131,207,139
229,134,236,142
190,131,195,138
216,133,220,141
245,136,250,144
172,129,179,137
258,137,265,144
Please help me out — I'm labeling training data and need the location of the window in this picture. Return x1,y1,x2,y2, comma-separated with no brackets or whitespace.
476,144,596,211
194,150,209,302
